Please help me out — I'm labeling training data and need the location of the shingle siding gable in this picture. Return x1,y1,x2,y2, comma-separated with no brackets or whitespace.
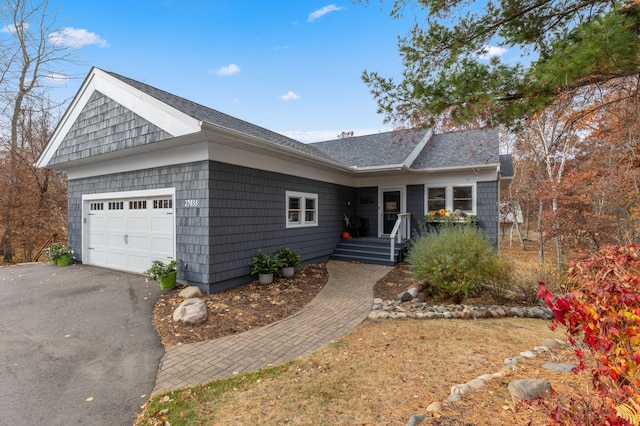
49,91,172,166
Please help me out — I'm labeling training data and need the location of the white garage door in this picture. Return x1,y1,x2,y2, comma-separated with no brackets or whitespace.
85,195,174,273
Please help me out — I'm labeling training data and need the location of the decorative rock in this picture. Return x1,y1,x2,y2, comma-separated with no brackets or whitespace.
533,346,550,353
398,291,413,302
466,377,487,390
508,379,551,401
451,383,473,395
519,350,536,358
178,286,203,298
541,338,562,349
413,293,426,303
543,363,576,372
406,414,427,426
173,298,207,324
500,363,517,373
446,394,461,402
426,402,443,412
477,374,494,381
504,357,519,364
406,287,420,298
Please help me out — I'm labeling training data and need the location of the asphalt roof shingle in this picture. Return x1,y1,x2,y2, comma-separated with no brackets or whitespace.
310,129,431,168
411,128,500,170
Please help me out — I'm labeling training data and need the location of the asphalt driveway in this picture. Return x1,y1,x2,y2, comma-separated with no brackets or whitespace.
0,262,164,426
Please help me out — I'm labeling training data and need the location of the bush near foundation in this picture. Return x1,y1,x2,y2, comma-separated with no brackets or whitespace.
539,244,640,425
407,224,508,303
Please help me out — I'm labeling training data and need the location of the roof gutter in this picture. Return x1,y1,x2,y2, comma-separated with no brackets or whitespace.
415,163,500,173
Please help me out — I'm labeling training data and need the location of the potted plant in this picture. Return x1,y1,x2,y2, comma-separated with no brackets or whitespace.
276,246,301,278
44,242,72,266
250,250,282,285
144,259,179,290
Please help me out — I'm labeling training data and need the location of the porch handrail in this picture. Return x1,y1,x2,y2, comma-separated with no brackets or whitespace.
389,213,411,261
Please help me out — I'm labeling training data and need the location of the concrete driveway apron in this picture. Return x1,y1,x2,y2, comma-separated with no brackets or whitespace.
0,263,163,426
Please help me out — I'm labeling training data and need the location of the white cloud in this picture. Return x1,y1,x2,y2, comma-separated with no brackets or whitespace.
211,64,241,77
478,45,507,60
48,27,109,48
278,91,300,102
308,4,343,22
43,73,68,84
1,22,30,34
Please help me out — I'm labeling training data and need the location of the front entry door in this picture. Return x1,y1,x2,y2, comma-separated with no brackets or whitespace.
382,190,401,235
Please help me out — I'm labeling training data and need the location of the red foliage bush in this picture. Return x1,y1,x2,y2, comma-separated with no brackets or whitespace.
539,245,640,425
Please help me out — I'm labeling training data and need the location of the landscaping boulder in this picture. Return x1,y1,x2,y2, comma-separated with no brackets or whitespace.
508,379,551,401
179,286,203,298
173,298,207,324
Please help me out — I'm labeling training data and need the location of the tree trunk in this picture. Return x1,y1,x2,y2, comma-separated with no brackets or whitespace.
508,185,526,250
538,199,545,262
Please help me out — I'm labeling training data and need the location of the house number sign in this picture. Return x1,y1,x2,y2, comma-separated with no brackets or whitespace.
184,199,198,207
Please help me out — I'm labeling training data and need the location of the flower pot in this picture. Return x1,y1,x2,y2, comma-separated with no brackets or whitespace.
56,255,71,266
159,270,177,290
258,273,274,285
281,266,295,278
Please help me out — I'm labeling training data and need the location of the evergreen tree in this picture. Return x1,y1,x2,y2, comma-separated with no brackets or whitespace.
361,0,640,128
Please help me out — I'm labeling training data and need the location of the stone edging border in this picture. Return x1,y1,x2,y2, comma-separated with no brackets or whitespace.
369,298,554,321
404,338,574,426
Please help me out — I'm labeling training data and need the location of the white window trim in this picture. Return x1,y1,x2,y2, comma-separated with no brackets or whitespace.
425,184,476,215
286,191,318,228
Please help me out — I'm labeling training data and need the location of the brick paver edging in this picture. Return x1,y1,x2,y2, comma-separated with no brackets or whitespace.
152,260,392,395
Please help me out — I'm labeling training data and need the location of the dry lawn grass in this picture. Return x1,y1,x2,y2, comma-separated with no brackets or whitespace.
204,319,571,425
139,243,594,425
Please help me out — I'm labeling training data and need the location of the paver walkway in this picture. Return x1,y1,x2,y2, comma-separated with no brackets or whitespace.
152,260,392,394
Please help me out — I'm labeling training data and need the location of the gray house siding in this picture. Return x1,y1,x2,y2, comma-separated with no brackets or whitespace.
50,92,172,166
407,184,425,237
208,161,354,291
476,181,499,247
67,161,211,284
68,160,354,293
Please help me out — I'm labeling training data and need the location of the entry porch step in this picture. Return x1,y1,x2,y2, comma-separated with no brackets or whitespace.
331,237,407,267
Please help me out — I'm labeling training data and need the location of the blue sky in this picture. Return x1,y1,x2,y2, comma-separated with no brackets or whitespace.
40,1,508,142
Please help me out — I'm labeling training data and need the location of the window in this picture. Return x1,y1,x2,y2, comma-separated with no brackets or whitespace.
108,201,124,210
153,199,173,209
453,186,473,211
427,187,446,212
129,200,147,210
286,191,318,228
90,202,104,211
426,185,475,214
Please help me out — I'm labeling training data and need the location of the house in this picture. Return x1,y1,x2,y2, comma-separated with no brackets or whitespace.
36,67,512,293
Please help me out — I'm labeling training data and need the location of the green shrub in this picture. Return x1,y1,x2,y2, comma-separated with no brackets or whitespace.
275,247,301,267
250,250,282,275
43,242,71,261
144,259,179,281
408,224,505,303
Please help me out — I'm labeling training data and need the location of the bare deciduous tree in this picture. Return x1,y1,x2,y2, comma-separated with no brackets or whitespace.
0,0,75,262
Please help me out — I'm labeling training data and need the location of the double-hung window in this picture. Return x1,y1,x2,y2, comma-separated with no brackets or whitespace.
453,186,473,211
426,185,475,214
427,187,446,212
286,191,318,228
